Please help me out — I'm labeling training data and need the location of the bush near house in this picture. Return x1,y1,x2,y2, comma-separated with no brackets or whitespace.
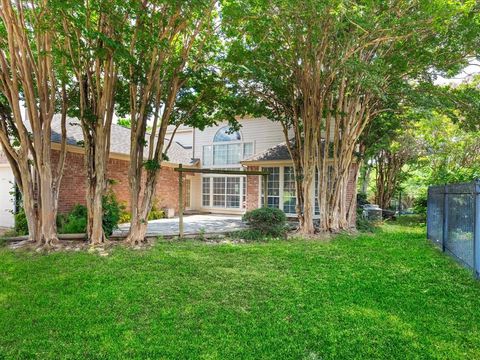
243,207,287,238
11,192,124,237
118,199,166,224
13,209,28,236
57,205,88,234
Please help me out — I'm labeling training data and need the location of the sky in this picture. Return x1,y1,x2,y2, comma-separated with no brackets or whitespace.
435,59,480,86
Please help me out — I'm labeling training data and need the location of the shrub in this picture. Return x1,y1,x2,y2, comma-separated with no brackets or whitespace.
229,229,266,241
14,208,28,236
355,208,377,233
102,192,124,236
413,196,427,215
242,207,287,238
119,211,131,224
58,205,88,234
57,192,124,236
148,200,165,221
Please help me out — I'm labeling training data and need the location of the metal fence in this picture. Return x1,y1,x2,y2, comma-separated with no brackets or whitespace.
427,181,480,277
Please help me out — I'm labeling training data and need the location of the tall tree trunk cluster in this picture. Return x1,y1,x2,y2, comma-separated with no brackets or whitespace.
374,149,410,210
0,0,68,247
125,1,215,244
62,7,121,245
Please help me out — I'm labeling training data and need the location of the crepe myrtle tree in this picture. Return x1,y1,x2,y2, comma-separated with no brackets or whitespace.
0,0,69,247
60,0,129,245
223,0,479,234
119,0,240,244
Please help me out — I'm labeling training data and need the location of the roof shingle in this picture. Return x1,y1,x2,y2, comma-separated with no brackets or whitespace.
50,116,196,165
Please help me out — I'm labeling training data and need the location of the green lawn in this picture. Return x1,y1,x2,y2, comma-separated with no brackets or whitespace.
1,219,480,359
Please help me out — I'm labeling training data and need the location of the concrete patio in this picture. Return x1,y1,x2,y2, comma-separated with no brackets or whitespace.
116,214,245,237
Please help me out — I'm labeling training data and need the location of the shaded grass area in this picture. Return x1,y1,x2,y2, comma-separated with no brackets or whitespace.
1,219,480,359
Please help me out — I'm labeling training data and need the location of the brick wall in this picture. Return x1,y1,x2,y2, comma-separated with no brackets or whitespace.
52,149,181,215
246,166,260,211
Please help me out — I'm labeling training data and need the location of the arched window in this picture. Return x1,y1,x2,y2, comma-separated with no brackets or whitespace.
203,125,253,167
213,126,241,142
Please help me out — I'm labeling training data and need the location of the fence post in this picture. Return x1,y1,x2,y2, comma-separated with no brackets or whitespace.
426,187,431,241
442,185,448,253
474,180,480,278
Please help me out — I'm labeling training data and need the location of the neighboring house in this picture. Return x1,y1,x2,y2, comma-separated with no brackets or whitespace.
0,116,357,227
0,150,15,227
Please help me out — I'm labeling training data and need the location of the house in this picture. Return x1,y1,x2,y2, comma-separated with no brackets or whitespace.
166,118,357,220
0,116,357,227
0,117,197,227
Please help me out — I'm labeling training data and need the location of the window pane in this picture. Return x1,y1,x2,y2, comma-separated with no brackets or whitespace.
213,177,226,194
214,126,241,142
261,167,280,209
243,142,254,159
202,177,211,207
242,177,246,207
283,166,296,214
203,146,213,166
227,143,242,164
213,144,228,165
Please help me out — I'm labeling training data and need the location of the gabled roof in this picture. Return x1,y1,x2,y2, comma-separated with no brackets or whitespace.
243,141,292,163
50,116,198,166
0,116,198,167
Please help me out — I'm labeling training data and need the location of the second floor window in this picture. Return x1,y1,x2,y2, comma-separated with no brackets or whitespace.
203,126,253,166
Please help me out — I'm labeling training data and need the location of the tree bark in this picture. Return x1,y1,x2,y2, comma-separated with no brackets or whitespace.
0,0,68,246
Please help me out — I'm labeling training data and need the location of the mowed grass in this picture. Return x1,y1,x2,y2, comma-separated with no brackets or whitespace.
1,219,480,359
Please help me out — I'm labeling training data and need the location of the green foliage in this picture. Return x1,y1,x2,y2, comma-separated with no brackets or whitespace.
413,196,428,215
56,193,124,236
229,228,268,241
14,209,28,236
57,205,88,234
147,209,165,221
119,205,131,224
144,159,161,172
102,192,124,236
117,118,131,128
355,209,378,233
243,207,287,238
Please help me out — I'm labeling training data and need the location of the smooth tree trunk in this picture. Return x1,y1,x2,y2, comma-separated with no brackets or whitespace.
0,0,68,246
126,173,158,244
124,2,215,245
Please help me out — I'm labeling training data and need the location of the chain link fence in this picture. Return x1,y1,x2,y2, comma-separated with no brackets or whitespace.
427,181,480,277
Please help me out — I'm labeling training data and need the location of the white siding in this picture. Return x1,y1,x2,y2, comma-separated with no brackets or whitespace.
189,117,290,214
194,117,288,165
0,166,15,228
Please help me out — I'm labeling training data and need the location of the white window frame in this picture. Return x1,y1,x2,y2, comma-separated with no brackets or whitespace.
201,174,246,210
202,127,255,169
260,165,319,218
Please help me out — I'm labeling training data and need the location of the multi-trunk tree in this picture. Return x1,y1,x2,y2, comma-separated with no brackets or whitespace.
223,0,478,234
60,0,128,245
0,0,68,246
122,0,220,244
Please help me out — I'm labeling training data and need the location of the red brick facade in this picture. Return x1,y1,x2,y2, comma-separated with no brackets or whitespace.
246,166,260,212
52,150,182,215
